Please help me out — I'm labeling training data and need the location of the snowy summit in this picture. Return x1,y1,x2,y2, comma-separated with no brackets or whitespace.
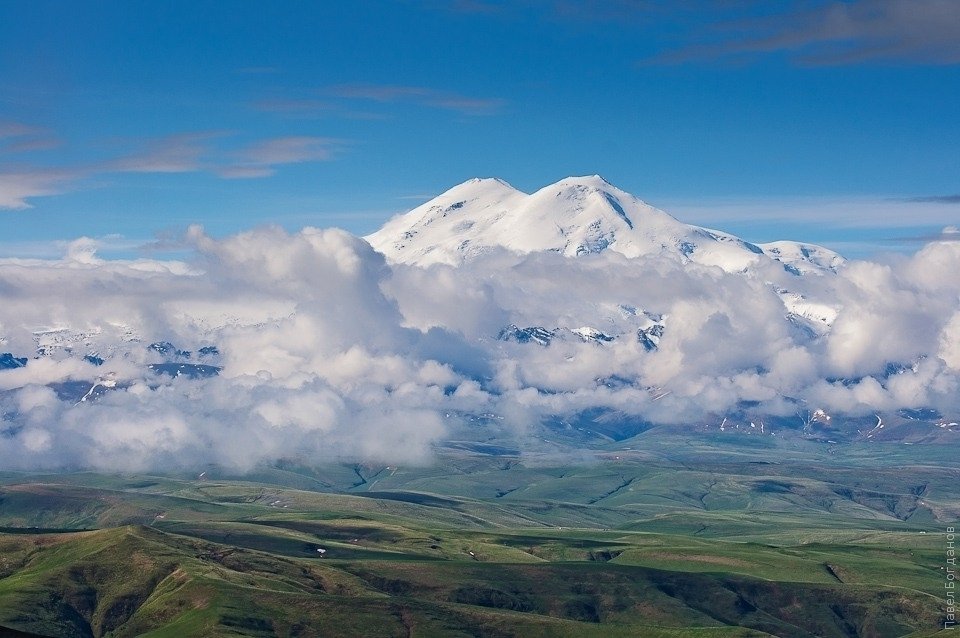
365,176,844,275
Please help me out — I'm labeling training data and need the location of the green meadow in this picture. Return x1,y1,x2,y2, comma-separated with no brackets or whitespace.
0,431,956,637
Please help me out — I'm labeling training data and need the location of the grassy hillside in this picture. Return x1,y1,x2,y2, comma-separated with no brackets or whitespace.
0,524,946,637
0,436,955,636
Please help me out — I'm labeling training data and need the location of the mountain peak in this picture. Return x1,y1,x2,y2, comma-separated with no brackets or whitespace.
554,174,615,189
438,176,520,200
468,177,513,186
365,176,842,273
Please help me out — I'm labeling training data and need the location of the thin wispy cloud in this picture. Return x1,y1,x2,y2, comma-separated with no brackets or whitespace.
663,196,960,230
652,0,960,66
429,95,506,115
436,1,960,66
252,95,404,121
545,0,686,23
237,136,339,165
109,133,344,179
0,121,60,154
4,137,61,153
889,226,960,243
0,121,40,139
0,168,80,210
108,132,222,174
442,0,672,21
327,83,506,115
252,98,337,116
0,128,350,208
903,194,960,204
218,136,343,179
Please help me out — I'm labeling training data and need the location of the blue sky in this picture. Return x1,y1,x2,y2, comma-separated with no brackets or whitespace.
1,0,958,258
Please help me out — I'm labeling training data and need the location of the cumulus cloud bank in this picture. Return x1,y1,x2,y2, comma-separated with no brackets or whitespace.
1,225,959,471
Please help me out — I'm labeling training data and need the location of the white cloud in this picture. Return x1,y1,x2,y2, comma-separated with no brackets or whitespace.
1,225,959,471
940,312,960,370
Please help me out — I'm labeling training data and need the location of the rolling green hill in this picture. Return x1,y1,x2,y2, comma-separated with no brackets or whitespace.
0,435,956,636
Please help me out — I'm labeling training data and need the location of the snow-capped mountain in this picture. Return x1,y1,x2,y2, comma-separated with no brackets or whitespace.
366,175,844,275
760,241,846,275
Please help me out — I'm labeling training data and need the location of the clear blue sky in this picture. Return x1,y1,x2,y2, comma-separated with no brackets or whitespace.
1,0,958,258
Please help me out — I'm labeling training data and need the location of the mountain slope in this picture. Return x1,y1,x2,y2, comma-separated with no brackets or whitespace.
759,240,846,275
366,175,842,274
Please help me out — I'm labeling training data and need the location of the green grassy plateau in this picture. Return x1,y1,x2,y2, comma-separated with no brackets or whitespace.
0,429,956,637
